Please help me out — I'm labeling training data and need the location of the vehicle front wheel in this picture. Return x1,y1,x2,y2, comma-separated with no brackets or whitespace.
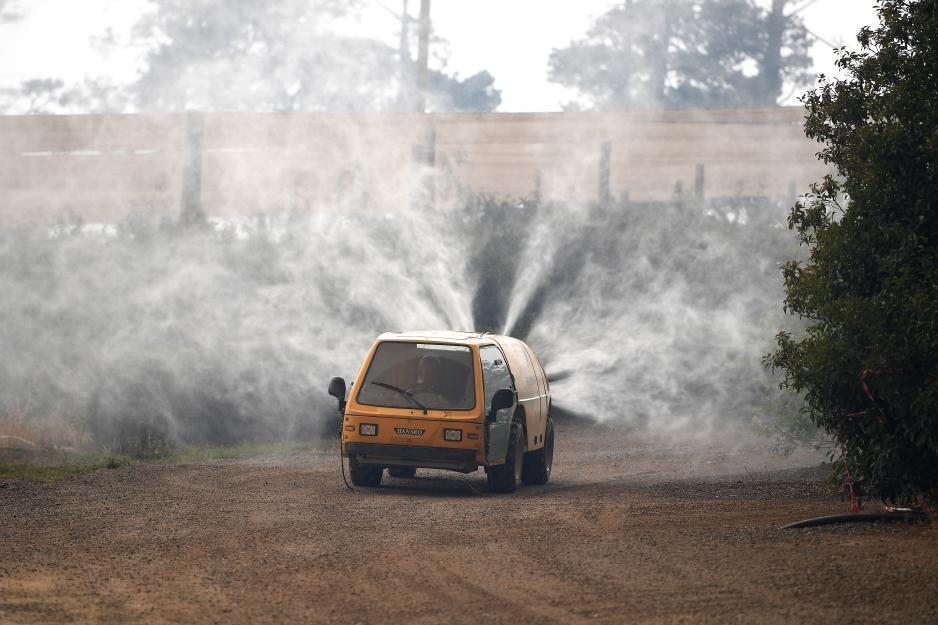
522,419,554,485
487,423,525,493
388,466,417,478
348,456,383,487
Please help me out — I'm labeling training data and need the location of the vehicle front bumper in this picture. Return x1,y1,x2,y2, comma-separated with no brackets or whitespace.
345,442,478,473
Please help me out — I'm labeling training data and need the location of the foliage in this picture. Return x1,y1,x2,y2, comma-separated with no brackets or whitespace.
752,385,831,457
0,453,128,482
129,0,499,113
0,0,500,114
0,77,131,115
0,441,334,482
767,0,938,504
130,0,388,112
427,70,501,113
548,0,812,110
161,440,327,463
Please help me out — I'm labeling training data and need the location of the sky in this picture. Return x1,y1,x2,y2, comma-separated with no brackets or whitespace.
0,0,880,112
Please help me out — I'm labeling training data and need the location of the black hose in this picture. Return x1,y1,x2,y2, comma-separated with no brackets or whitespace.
339,443,354,491
781,511,927,529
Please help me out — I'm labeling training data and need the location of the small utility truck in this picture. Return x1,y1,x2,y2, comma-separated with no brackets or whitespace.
328,331,554,493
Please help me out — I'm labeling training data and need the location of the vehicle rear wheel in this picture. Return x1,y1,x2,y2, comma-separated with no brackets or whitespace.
522,419,554,485
487,423,525,493
388,466,417,478
348,456,383,487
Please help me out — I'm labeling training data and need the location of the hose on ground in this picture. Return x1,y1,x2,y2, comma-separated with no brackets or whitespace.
781,511,926,529
339,443,354,491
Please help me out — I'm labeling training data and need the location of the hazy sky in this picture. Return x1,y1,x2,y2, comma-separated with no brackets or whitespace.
0,0,880,111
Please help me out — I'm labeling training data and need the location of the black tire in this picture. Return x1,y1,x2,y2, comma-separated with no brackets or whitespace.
487,424,525,493
522,419,554,485
349,456,383,487
388,466,417,478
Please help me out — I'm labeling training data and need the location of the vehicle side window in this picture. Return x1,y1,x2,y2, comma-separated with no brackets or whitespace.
480,345,513,418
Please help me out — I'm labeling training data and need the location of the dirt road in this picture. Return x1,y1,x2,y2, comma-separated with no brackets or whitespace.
1,423,936,625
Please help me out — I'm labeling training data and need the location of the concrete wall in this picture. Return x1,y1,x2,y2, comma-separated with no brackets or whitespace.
0,107,827,223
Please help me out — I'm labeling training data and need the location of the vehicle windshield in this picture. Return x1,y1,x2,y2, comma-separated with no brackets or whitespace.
356,342,475,411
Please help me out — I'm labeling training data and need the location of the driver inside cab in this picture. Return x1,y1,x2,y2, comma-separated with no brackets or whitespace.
416,355,441,389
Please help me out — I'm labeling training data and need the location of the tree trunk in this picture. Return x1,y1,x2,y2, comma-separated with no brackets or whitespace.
612,0,634,109
762,0,787,106
650,5,672,108
398,0,413,111
399,0,410,70
415,0,431,113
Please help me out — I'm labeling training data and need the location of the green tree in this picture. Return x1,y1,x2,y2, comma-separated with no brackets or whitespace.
426,70,500,112
130,0,499,113
548,0,812,110
768,0,938,505
130,0,389,112
393,0,501,112
0,0,499,114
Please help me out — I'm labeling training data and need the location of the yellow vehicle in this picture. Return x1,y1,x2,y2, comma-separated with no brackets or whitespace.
328,331,554,493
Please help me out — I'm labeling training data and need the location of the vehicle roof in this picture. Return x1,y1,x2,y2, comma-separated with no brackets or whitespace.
376,330,514,346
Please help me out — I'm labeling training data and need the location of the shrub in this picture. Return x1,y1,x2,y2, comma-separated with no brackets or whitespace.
768,0,938,505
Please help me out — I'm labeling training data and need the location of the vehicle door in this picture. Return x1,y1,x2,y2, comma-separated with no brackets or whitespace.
480,344,514,465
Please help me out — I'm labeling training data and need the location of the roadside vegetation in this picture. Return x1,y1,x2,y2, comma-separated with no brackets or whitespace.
0,452,128,482
161,440,331,463
0,405,330,481
768,0,938,506
0,436,330,482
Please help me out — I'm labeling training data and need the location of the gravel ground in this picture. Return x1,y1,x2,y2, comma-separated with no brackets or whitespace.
1,423,936,625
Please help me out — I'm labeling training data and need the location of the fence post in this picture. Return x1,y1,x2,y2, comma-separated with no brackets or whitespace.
424,125,436,167
411,123,436,210
694,163,705,202
180,111,205,226
599,140,612,208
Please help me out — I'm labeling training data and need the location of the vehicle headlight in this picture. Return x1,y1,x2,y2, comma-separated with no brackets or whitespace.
443,428,462,441
359,423,378,436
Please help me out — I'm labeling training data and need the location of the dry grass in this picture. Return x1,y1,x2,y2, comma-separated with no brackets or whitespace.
0,408,334,481
0,407,125,481
0,407,92,456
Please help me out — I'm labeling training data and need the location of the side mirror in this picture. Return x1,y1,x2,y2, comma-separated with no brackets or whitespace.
328,377,346,401
487,388,515,422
